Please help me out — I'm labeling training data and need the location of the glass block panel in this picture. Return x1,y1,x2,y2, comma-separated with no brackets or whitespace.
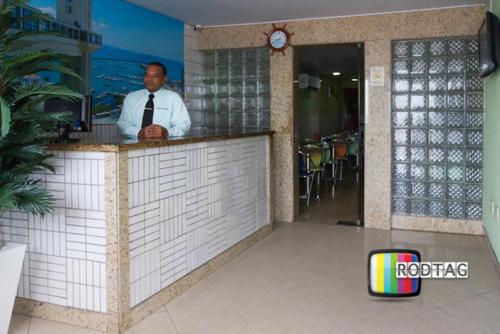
429,112,446,127
466,203,482,220
411,41,427,57
428,94,445,110
447,112,465,128
394,146,409,162
244,97,257,110
394,59,410,75
428,75,446,91
229,65,243,80
215,50,229,65
244,49,258,63
245,80,257,96
447,184,464,200
216,98,228,112
257,81,270,95
229,82,243,96
429,148,446,163
429,183,446,199
391,38,483,220
466,130,483,146
447,148,465,164
466,112,483,128
393,112,409,127
257,96,270,110
447,39,465,55
447,75,464,91
394,129,409,145
467,93,483,110
448,202,465,218
243,64,257,79
393,198,409,214
411,129,427,145
229,112,243,129
229,97,242,111
466,149,482,165
466,75,483,91
466,184,482,202
393,94,409,110
410,112,427,127
411,182,427,197
448,165,464,182
429,58,446,74
429,165,446,181
447,130,465,146
411,77,426,92
394,77,410,92
411,199,428,216
411,164,427,180
243,112,257,128
466,56,480,73
447,94,465,109
394,41,410,58
411,147,427,162
411,59,427,74
466,166,482,182
430,40,446,56
429,129,445,145
394,163,410,180
429,201,446,216
394,181,410,197
467,39,479,55
410,94,426,110
447,57,465,73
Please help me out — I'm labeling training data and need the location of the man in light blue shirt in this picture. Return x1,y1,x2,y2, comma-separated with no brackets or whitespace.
117,62,191,138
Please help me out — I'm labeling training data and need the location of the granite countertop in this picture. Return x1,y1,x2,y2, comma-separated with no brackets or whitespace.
48,129,274,152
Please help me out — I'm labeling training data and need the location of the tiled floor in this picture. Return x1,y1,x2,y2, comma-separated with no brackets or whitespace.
299,166,360,224
8,222,500,334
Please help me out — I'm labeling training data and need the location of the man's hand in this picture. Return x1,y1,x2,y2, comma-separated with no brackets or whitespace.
138,124,169,138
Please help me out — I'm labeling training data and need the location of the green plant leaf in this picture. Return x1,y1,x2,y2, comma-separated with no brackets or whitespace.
0,96,11,139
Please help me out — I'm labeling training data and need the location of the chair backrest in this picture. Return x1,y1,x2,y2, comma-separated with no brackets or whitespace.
309,151,322,169
335,143,347,159
348,141,358,155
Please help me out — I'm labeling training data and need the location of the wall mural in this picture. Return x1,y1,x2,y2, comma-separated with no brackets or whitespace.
25,0,184,124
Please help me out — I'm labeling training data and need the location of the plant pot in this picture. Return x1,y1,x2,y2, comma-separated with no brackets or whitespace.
0,243,26,334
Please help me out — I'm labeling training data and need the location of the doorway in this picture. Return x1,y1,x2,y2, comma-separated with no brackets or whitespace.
295,43,364,226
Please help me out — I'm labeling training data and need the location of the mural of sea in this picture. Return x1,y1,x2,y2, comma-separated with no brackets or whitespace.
92,45,184,124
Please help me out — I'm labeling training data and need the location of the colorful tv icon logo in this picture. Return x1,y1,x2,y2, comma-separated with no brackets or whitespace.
368,249,421,297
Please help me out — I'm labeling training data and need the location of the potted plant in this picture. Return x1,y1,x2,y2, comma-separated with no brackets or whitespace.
0,1,81,332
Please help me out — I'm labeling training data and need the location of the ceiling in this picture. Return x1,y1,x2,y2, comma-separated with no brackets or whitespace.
126,0,487,27
298,44,362,78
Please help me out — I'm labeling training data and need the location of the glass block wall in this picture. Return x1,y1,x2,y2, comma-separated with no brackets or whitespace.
391,37,484,220
201,48,270,131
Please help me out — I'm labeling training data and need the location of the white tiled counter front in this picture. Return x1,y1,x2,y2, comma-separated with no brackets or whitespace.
127,137,270,307
0,133,272,333
0,151,108,313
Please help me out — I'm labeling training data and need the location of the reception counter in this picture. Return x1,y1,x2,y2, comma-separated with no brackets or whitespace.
0,131,273,333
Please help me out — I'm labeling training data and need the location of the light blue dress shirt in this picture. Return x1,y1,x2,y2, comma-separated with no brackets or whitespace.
117,88,191,137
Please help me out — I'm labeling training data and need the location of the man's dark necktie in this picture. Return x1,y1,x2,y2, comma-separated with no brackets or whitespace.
141,94,155,128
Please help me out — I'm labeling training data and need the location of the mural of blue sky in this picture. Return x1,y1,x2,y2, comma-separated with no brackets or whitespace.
28,0,185,124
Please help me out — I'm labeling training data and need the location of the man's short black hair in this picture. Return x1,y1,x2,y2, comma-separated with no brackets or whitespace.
147,62,167,76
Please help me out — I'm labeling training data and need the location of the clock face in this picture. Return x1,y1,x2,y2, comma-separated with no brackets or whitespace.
269,30,287,49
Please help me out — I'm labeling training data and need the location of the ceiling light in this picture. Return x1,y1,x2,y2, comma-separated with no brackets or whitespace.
351,78,358,82
332,72,341,76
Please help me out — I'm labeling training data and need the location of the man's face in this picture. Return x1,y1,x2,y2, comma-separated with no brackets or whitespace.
144,65,166,92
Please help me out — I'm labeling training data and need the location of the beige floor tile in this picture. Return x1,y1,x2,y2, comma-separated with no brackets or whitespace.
358,309,484,334
28,317,102,334
123,308,178,334
441,295,500,333
480,288,500,305
7,313,30,334
249,311,329,334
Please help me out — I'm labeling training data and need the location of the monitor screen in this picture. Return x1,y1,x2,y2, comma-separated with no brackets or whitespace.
478,11,499,78
44,96,92,132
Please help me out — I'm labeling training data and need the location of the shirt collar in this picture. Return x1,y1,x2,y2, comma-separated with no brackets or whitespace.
144,87,164,97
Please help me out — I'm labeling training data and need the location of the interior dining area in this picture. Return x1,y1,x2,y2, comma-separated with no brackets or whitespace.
296,44,364,226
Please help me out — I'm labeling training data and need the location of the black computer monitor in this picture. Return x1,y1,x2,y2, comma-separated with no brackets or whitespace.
478,11,500,78
44,95,92,133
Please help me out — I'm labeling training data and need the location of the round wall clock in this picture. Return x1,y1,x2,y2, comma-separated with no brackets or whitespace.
264,23,293,55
